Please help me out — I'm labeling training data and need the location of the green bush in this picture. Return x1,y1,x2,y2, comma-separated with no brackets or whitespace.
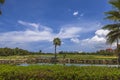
0,65,120,80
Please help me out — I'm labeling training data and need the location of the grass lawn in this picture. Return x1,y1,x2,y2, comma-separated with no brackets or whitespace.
0,54,117,60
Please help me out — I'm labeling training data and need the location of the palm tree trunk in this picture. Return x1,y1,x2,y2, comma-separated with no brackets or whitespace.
55,45,57,59
117,39,120,67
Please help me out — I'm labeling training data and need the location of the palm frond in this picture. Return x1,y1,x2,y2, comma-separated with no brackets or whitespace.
53,38,61,46
0,0,4,4
106,30,120,44
102,23,120,30
106,29,120,37
109,0,120,10
104,11,120,21
106,36,117,44
105,11,120,15
0,10,1,15
105,16,120,21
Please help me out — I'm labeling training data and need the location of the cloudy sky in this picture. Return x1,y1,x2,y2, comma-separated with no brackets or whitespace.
0,0,114,52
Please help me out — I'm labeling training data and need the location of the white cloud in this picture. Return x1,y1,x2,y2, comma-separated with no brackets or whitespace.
18,20,39,31
0,21,55,43
67,29,114,52
73,11,79,16
63,22,102,34
0,30,54,42
71,38,80,43
88,29,109,42
80,29,116,51
82,29,108,44
81,23,102,33
0,20,82,44
1,20,114,52
95,29,109,37
57,27,81,39
90,35,106,42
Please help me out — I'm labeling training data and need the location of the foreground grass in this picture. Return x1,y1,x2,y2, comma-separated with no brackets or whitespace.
0,54,117,60
0,65,120,80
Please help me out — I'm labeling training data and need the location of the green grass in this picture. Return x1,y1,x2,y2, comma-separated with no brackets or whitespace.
64,54,117,60
0,65,120,80
35,54,117,60
0,54,117,60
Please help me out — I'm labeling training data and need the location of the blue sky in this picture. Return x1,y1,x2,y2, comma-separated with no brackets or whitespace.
0,0,114,52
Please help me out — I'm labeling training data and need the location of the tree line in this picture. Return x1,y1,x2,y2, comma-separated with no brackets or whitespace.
0,47,42,56
59,51,114,56
0,47,115,56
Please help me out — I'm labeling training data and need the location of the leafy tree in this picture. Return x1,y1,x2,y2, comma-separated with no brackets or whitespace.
53,37,61,59
102,0,120,65
0,47,30,56
0,0,5,15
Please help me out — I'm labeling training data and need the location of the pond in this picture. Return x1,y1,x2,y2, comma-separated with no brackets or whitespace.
19,63,119,67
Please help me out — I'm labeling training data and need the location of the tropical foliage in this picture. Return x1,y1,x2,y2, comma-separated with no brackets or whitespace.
0,0,5,15
53,38,61,59
0,0,5,4
0,65,120,80
103,0,120,45
0,47,42,56
102,0,120,64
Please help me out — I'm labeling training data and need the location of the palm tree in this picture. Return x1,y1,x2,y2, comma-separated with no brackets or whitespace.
0,0,5,4
0,0,5,15
102,0,120,65
53,37,61,59
103,24,120,47
104,0,120,21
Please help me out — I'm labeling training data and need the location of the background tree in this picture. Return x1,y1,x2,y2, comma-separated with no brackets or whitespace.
102,0,120,65
53,38,61,59
0,0,5,15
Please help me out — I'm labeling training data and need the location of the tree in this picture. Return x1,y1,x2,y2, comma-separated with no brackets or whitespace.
102,0,120,65
0,0,5,15
103,24,120,47
53,37,61,59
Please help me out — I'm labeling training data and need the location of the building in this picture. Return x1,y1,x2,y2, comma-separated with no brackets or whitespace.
106,48,114,53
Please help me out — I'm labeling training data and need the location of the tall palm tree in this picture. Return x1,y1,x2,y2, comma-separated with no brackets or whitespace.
53,38,61,59
0,0,5,15
102,0,120,65
103,24,120,47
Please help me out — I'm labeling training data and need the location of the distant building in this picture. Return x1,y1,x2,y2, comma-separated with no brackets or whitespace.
106,48,114,53
99,48,115,53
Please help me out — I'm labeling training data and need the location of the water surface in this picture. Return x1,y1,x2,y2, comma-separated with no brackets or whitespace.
19,63,119,67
